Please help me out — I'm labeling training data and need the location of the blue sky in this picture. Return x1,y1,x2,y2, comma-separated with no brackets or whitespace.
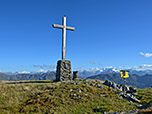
0,0,152,72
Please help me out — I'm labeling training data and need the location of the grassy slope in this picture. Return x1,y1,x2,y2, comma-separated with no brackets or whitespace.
136,88,152,114
0,80,151,114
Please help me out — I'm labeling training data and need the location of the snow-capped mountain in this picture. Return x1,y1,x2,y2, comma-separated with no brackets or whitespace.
4,69,52,75
78,67,152,78
128,69,152,76
78,67,119,78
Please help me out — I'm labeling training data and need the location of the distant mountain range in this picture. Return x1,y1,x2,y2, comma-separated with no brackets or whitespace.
0,68,152,88
86,73,152,89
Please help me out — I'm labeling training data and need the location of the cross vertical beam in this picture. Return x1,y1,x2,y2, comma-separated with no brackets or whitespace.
62,16,66,60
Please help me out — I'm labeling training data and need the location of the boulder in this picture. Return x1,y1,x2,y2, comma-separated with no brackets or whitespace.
103,80,119,90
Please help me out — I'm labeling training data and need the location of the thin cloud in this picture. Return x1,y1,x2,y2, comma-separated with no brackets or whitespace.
104,66,113,69
33,64,55,69
98,63,103,66
139,52,152,57
138,64,152,69
49,65,56,69
89,62,95,65
119,66,131,70
131,64,152,70
74,67,85,71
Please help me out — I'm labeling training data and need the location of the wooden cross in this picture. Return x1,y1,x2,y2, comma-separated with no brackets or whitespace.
52,16,75,60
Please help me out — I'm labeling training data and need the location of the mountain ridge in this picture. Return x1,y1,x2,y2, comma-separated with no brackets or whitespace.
0,71,56,81
86,73,152,88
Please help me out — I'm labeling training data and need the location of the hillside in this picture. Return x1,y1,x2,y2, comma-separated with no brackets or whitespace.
0,72,55,81
0,73,10,80
87,73,152,88
0,80,151,114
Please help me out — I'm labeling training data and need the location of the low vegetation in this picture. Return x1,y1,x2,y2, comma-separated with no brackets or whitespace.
0,80,151,113
136,88,152,114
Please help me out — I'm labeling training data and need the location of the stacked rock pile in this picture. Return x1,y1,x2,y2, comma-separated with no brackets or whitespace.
103,80,140,103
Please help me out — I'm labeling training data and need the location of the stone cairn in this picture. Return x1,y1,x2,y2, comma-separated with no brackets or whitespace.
56,60,72,81
56,60,79,82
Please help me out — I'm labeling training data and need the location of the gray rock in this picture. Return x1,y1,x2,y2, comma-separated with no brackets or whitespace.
128,86,137,95
92,83,96,86
96,84,105,88
46,97,50,101
119,85,130,92
103,80,119,90
78,96,82,99
117,92,140,103
101,94,107,97
119,86,123,91
70,89,73,92
71,82,76,85
61,101,65,104
104,80,141,103
78,89,82,93
126,94,140,103
73,71,78,80
69,93,72,97
87,83,90,85
78,82,81,85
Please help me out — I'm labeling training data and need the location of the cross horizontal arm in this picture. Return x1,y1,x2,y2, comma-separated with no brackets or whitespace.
53,24,75,31
52,24,64,29
66,26,75,31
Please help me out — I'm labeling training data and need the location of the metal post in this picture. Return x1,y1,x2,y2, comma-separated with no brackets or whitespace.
124,78,126,95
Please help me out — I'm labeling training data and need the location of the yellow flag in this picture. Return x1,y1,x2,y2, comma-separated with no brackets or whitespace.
120,70,129,78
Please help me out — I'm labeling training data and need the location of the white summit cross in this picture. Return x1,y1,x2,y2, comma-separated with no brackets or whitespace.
52,16,75,60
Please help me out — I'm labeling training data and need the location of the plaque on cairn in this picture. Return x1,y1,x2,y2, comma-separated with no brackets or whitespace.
52,16,75,81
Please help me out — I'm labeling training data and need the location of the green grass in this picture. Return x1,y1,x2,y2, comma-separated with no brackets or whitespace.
0,80,151,113
136,88,152,114
136,88,152,104
0,80,54,84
